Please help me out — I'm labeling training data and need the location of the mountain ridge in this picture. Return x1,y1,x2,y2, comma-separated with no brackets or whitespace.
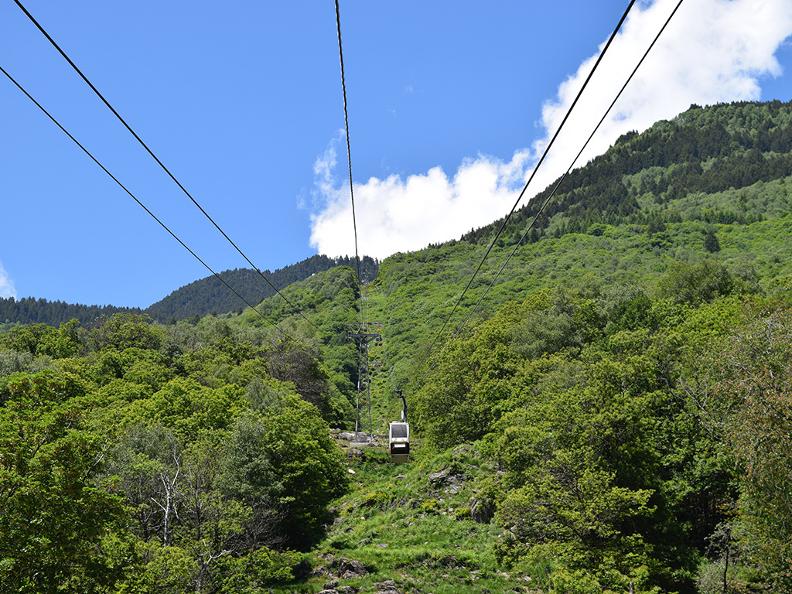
1,100,791,593
0,254,378,326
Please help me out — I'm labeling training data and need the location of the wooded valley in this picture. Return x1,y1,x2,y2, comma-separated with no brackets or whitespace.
1,102,791,593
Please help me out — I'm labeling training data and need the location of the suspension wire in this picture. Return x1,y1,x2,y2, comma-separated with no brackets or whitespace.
419,0,637,365
452,0,685,338
13,0,318,331
333,0,363,290
0,64,289,339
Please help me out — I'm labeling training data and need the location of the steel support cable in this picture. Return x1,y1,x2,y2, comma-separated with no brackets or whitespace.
0,65,288,338
419,0,637,366
13,0,318,331
333,0,363,290
452,0,685,338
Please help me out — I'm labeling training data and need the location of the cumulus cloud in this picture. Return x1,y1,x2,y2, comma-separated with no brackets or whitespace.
310,0,792,258
0,260,16,299
310,135,529,257
528,0,792,193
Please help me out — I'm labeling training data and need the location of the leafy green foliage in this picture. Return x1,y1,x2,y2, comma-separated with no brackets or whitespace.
410,283,789,592
0,370,132,593
690,309,792,591
3,100,792,593
147,254,377,322
0,311,348,592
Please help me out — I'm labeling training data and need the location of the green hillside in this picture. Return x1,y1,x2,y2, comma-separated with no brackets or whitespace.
275,101,792,593
0,255,378,328
0,296,138,327
367,102,792,394
147,254,378,323
1,101,791,593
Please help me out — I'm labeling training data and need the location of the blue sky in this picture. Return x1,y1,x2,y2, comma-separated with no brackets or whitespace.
2,0,792,307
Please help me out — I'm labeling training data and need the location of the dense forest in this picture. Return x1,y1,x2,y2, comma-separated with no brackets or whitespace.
0,312,350,592
0,255,378,327
146,255,378,323
463,101,792,246
0,297,137,327
413,269,790,592
1,101,791,593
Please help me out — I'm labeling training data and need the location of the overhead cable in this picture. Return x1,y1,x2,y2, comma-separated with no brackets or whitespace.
333,0,363,288
421,0,638,362
452,0,685,337
13,0,318,330
0,65,287,337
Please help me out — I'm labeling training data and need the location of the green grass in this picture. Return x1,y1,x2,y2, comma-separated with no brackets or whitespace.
279,443,526,593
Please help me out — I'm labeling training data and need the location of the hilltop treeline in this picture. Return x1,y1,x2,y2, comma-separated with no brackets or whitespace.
0,255,378,328
0,296,137,327
147,254,378,323
464,101,792,244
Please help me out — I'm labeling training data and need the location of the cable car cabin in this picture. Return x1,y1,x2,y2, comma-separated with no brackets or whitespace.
389,421,410,462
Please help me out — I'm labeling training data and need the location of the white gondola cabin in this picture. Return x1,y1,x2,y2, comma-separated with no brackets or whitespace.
388,421,410,462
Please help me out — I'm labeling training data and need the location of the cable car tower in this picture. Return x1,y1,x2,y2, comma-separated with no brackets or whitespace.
347,321,381,435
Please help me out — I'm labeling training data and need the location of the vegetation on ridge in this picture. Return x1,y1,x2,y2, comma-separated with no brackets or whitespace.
0,254,378,328
1,101,791,593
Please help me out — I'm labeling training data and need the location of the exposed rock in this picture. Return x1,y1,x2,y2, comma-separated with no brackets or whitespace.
428,468,452,485
374,579,402,594
336,557,369,579
428,467,465,494
337,431,358,441
347,448,365,459
318,582,359,594
311,565,331,578
470,496,495,523
452,443,475,458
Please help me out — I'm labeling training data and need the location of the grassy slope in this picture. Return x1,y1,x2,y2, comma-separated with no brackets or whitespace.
277,442,526,594
363,180,791,425
227,103,792,592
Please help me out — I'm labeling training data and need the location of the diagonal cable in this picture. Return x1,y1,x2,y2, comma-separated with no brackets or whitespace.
420,0,637,363
333,0,363,288
0,64,288,338
452,0,685,338
13,0,318,331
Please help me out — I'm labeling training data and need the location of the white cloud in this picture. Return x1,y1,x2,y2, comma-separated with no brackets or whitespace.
310,136,529,257
310,0,792,259
0,260,16,299
528,0,792,193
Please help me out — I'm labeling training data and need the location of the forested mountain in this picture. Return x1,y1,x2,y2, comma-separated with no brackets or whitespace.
146,254,378,322
0,255,378,327
0,296,137,326
373,101,792,390
1,101,791,593
464,100,792,246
